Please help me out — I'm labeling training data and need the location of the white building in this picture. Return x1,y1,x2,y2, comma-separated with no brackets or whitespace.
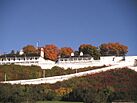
0,48,55,69
0,49,137,69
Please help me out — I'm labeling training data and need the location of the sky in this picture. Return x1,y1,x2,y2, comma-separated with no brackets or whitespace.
0,0,137,55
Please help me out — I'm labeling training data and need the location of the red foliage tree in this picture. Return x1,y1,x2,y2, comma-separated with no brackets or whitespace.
43,44,60,61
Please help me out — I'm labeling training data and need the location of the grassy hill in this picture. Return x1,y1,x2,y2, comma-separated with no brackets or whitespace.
0,65,43,81
0,64,106,81
0,67,137,103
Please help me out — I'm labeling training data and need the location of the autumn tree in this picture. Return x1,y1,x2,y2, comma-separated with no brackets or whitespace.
79,44,100,60
60,47,73,58
23,45,38,54
43,44,59,61
99,43,128,56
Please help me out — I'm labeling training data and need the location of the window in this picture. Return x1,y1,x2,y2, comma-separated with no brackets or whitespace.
78,58,82,60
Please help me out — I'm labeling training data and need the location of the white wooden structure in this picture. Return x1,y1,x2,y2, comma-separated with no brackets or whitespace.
0,49,137,69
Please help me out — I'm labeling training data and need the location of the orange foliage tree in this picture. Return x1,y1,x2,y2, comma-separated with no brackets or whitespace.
55,87,72,96
99,42,128,56
60,47,73,58
23,45,38,54
43,44,60,61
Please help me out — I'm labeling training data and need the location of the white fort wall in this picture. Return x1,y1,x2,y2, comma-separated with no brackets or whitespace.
0,55,137,69
1,48,136,69
39,56,137,69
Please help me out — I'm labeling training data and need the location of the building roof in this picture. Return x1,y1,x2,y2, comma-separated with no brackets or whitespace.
60,54,92,59
0,53,40,58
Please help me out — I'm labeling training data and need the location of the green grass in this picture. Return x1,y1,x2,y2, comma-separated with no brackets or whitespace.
36,101,83,103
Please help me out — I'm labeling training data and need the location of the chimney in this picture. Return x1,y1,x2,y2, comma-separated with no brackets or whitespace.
40,48,44,58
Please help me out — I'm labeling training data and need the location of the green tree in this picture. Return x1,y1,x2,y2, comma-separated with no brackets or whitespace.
79,44,100,60
74,51,79,56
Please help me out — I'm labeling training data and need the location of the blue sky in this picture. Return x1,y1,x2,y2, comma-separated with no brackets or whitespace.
0,0,137,55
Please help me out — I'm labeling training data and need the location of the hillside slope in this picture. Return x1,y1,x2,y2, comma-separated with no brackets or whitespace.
0,68,137,103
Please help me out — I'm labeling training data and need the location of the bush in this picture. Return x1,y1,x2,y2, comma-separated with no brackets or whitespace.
0,68,137,102
0,65,43,81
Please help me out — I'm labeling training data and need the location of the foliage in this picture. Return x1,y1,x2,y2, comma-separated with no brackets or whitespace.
99,42,128,56
62,86,114,103
23,45,38,54
0,65,106,81
60,47,73,58
3,42,128,62
0,65,42,81
0,66,137,103
44,66,106,77
0,68,137,103
61,68,137,103
36,101,83,103
11,42,128,61
0,84,57,103
43,44,60,61
79,44,100,60
74,51,79,56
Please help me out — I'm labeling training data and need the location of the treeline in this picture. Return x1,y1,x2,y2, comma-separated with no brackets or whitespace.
0,68,137,103
0,65,106,81
8,42,128,61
